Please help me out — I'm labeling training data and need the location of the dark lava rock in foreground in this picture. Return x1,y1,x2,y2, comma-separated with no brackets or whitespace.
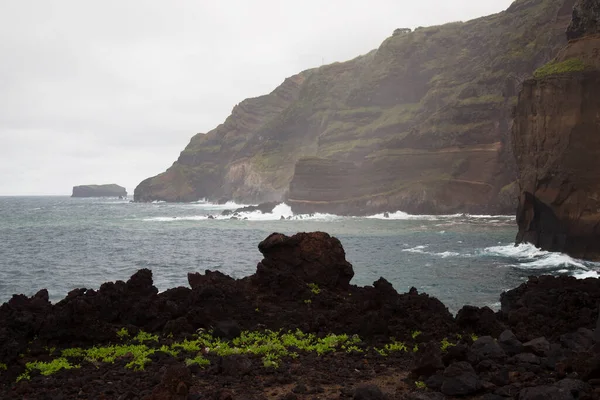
0,231,456,367
2,231,600,399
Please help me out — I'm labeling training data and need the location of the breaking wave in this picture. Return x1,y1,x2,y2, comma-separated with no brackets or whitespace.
142,203,340,222
482,243,600,279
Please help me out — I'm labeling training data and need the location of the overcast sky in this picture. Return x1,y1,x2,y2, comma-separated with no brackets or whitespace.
0,0,514,196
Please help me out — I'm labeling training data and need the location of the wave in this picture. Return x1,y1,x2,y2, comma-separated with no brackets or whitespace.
367,211,513,221
142,203,341,222
401,245,460,258
191,199,249,210
481,242,600,279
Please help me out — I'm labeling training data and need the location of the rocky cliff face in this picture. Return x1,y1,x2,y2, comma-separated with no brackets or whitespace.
512,0,600,259
72,184,127,198
136,0,573,214
567,0,600,40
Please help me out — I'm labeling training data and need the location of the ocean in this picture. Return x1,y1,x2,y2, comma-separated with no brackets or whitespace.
0,196,598,312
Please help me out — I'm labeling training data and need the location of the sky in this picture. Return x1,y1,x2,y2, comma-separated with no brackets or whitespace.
0,0,514,196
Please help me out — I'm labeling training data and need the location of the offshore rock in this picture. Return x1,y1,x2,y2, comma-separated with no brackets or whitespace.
71,184,127,198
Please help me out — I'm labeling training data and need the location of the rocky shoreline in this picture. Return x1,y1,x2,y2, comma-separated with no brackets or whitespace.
2,232,600,399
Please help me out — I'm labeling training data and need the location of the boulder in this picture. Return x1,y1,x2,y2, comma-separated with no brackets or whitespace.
255,232,354,290
518,386,574,400
441,361,482,396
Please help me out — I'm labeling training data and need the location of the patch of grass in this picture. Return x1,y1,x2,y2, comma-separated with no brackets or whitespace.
61,348,86,358
133,330,159,343
374,340,408,356
533,58,588,79
184,356,210,367
18,358,79,381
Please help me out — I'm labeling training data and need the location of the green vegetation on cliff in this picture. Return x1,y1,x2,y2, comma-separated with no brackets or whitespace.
533,58,589,78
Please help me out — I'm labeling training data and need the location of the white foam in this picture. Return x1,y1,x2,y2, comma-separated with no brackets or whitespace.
401,246,459,258
366,211,513,221
142,203,341,223
482,242,600,277
230,203,341,221
191,200,249,210
517,252,589,270
402,245,429,253
435,251,460,258
574,270,600,279
483,243,550,259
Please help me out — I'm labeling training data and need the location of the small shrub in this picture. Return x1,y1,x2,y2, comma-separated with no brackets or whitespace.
185,356,210,367
440,338,456,352
133,331,159,343
61,348,86,358
116,327,130,339
533,58,587,79
25,358,79,377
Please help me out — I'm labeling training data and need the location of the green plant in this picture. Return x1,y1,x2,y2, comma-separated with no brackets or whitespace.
533,58,588,79
470,333,479,342
440,338,456,352
159,345,179,357
16,372,30,382
185,356,210,367
116,327,130,339
411,330,422,339
133,330,159,343
61,348,86,358
24,358,79,378
262,353,280,368
344,345,364,353
307,283,321,295
304,299,312,304
415,381,427,389
0,363,7,371
412,344,419,353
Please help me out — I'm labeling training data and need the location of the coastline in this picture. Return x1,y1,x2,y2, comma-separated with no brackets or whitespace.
1,231,600,399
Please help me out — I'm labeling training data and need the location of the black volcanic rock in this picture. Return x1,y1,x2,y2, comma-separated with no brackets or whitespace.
254,232,354,291
72,184,127,198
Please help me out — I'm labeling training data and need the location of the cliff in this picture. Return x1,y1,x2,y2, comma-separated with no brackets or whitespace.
72,184,127,198
136,0,573,214
512,0,600,259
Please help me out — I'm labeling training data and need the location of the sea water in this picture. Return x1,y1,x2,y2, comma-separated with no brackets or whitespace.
0,196,598,312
